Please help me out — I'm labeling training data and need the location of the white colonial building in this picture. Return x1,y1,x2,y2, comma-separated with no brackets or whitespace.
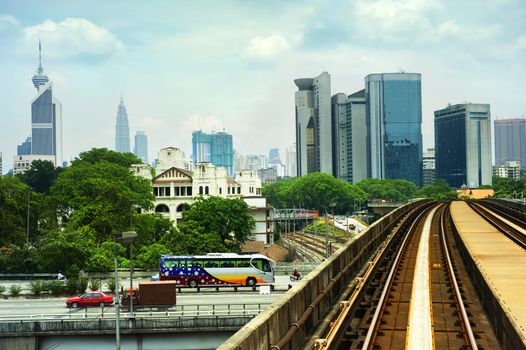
131,147,274,244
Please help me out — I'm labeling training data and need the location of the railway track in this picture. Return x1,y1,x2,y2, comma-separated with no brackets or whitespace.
468,201,526,250
313,203,499,350
282,231,350,262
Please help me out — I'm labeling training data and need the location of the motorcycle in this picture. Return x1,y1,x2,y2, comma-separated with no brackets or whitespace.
290,274,303,281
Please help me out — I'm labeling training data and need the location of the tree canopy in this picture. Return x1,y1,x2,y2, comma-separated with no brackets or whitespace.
263,173,367,213
355,178,418,202
180,196,255,252
17,160,62,194
415,179,458,200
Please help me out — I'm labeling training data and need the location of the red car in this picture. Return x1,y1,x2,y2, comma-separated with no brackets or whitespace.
66,291,113,308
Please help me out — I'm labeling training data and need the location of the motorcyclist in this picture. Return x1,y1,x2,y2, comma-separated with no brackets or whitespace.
291,268,302,280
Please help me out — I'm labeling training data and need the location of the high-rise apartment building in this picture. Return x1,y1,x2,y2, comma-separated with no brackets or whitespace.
134,131,148,163
268,148,281,165
493,161,520,180
435,103,492,188
295,72,332,176
494,118,526,170
365,73,423,186
30,41,62,166
330,89,367,184
115,97,130,153
192,130,233,176
422,148,436,186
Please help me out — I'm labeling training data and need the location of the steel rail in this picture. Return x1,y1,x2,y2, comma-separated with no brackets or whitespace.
440,205,478,350
361,206,433,350
468,202,526,250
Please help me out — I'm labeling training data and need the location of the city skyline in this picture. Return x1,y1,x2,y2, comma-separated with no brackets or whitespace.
1,1,525,172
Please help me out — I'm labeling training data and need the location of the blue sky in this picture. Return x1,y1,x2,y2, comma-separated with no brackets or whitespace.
1,0,525,172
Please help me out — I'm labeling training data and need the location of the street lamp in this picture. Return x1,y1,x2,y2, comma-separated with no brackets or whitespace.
325,203,337,258
113,230,138,350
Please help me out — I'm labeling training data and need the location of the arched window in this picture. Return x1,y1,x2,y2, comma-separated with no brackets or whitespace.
155,204,169,213
176,203,189,212
199,186,203,195
205,186,209,195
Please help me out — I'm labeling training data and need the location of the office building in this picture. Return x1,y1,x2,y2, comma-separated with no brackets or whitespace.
295,72,332,176
422,148,436,186
115,97,130,153
268,148,281,165
493,161,520,180
134,131,148,163
285,144,297,178
435,103,492,188
365,73,423,186
348,89,367,183
330,89,367,184
192,130,233,176
494,118,526,170
17,136,32,156
30,41,62,166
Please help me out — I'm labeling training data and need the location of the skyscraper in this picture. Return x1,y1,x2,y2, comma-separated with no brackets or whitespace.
115,97,130,153
494,118,526,170
30,40,62,166
365,73,423,186
295,72,332,176
331,93,350,182
192,130,233,175
285,144,297,178
435,103,492,188
348,89,367,184
134,130,148,163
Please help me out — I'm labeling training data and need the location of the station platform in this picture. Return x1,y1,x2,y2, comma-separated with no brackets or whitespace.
450,201,526,346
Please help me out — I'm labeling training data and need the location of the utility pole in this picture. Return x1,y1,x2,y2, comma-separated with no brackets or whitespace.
26,188,30,247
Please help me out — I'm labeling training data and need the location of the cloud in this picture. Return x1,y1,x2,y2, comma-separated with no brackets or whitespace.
24,18,124,62
241,34,290,60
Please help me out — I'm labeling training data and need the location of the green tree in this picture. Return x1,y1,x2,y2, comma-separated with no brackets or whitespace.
17,160,62,194
161,221,227,255
416,179,458,200
136,243,171,270
73,148,142,168
131,213,172,245
35,226,97,276
262,179,295,208
356,178,417,202
492,176,525,198
51,150,154,241
181,196,255,252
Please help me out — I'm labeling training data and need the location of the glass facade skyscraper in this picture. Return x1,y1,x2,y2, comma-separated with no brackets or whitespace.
134,130,148,163
494,118,526,170
17,136,32,156
365,73,423,186
115,97,130,153
192,130,233,176
435,103,492,188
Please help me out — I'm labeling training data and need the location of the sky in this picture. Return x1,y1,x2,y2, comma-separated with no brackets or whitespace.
1,0,525,172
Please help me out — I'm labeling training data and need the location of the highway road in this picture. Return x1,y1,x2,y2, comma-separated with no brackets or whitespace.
0,275,296,320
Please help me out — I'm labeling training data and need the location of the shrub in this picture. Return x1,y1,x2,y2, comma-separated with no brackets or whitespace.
9,284,22,297
78,277,89,293
46,280,65,296
28,281,46,296
89,279,101,291
0,285,6,296
106,277,117,293
66,278,79,294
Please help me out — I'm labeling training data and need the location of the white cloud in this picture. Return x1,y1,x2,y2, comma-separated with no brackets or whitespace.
241,34,290,60
24,18,124,61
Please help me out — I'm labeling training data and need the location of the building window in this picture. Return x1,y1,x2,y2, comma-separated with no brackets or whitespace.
205,186,209,195
237,187,241,194
199,186,203,195
175,187,180,196
219,188,222,194
165,187,171,196
153,188,159,196
187,186,192,196
155,204,169,213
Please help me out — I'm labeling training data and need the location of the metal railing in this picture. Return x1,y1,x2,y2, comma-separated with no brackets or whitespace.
0,302,272,322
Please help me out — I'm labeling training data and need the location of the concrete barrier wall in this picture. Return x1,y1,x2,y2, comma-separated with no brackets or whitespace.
219,201,425,350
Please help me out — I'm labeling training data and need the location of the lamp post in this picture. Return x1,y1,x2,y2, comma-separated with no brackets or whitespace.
113,231,138,350
325,203,337,258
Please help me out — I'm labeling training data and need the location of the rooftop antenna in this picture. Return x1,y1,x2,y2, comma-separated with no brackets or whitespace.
38,38,43,71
